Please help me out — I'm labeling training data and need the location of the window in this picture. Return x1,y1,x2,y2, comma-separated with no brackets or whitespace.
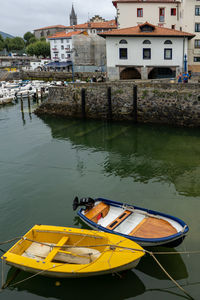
171,25,175,30
195,6,200,16
164,48,172,60
67,54,71,58
171,8,176,16
164,40,172,44
61,54,64,59
119,48,128,59
143,48,151,59
119,39,128,44
195,40,200,48
137,8,143,17
195,23,200,32
159,8,165,22
194,56,200,62
143,40,151,44
61,45,64,50
54,40,57,44
61,39,64,43
66,39,69,43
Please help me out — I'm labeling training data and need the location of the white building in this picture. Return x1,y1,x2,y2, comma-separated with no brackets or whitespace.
48,31,82,63
100,22,194,80
48,30,106,72
112,0,200,73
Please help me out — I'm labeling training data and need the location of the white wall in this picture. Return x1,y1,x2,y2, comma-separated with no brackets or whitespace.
117,3,182,30
106,36,185,68
49,38,72,62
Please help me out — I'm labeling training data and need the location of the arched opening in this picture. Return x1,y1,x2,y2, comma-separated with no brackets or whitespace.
143,40,151,44
164,40,172,44
148,67,175,79
119,39,128,44
120,67,141,80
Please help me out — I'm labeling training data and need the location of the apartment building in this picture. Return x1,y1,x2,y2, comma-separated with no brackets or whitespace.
113,0,200,73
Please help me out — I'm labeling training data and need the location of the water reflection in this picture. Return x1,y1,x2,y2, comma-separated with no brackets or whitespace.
137,247,188,281
39,116,200,197
6,267,145,300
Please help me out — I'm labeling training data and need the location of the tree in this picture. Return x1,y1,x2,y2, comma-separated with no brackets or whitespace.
4,37,25,52
24,31,35,45
0,34,4,51
11,37,25,50
26,41,50,58
29,36,37,44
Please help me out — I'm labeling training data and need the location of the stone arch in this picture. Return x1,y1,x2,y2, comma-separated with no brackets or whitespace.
148,67,175,79
120,67,141,80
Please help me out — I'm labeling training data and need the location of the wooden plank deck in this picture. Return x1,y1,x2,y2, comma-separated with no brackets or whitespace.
129,217,177,239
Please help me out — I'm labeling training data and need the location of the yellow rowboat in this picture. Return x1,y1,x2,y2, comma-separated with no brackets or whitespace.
1,225,145,278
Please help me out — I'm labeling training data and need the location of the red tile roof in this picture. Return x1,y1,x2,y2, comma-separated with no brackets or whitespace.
65,20,117,30
48,30,83,39
99,22,195,39
34,25,67,31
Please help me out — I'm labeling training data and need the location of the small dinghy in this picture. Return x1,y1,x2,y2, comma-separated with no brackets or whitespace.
1,225,144,278
73,197,189,247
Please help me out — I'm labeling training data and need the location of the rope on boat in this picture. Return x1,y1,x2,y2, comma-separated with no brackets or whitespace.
0,237,198,299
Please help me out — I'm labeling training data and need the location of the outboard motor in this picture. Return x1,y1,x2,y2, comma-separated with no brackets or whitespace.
73,197,95,211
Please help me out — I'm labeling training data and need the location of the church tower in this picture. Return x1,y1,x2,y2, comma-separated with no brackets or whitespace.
70,4,77,26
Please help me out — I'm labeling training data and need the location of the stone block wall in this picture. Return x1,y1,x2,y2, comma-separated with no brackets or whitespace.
35,81,200,127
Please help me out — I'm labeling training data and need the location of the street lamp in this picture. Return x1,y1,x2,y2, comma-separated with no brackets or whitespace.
184,54,187,72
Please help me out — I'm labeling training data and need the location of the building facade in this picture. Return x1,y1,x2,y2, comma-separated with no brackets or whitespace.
113,0,200,73
48,31,106,72
100,23,194,80
34,25,68,39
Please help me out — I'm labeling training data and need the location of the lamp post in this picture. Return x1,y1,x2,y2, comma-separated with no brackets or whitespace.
184,54,187,72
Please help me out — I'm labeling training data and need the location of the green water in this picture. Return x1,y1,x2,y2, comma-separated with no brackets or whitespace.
0,100,200,299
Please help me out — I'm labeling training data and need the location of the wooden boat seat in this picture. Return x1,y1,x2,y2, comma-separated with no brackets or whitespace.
129,217,177,239
45,236,69,262
85,202,110,223
106,210,132,230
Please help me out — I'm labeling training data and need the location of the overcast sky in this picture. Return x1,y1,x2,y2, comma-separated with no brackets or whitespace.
1,0,116,37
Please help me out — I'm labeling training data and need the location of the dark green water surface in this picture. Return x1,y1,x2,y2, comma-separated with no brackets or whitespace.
0,101,200,299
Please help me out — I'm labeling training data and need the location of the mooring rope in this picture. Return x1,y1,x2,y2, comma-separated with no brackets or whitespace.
0,236,198,299
0,237,22,245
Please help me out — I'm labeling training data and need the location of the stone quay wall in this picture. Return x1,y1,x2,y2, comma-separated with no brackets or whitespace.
35,81,200,127
20,71,104,82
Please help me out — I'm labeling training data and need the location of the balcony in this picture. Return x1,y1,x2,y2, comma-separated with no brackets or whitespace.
65,48,70,51
52,48,57,51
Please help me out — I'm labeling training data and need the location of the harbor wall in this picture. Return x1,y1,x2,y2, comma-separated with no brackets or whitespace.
35,81,200,127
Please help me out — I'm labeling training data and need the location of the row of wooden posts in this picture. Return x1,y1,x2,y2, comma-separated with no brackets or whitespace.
81,85,138,122
20,88,44,113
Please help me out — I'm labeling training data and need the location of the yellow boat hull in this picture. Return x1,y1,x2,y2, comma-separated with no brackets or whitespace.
1,225,145,278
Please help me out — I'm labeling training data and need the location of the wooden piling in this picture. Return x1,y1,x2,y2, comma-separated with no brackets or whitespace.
27,91,30,105
36,89,39,103
133,85,138,123
81,88,86,119
107,87,112,120
41,88,43,100
20,95,23,112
